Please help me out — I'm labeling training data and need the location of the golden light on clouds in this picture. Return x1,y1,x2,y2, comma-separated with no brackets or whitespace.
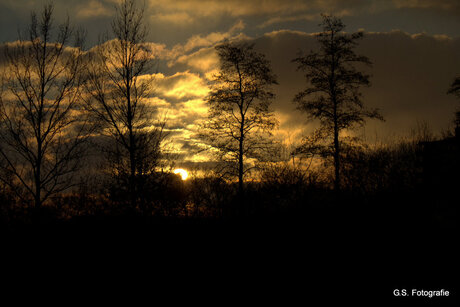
175,49,220,72
166,74,208,99
182,99,208,115
154,72,209,99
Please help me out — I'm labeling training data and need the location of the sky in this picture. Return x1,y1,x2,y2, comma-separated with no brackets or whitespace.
0,0,459,164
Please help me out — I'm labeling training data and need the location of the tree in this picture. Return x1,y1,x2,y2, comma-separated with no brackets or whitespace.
448,77,460,98
84,0,164,207
293,14,383,193
0,4,89,209
201,41,278,197
447,76,460,128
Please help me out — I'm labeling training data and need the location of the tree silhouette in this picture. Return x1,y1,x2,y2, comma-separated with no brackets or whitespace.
201,41,278,197
84,0,164,207
0,4,89,209
447,76,460,128
448,77,460,98
293,14,383,193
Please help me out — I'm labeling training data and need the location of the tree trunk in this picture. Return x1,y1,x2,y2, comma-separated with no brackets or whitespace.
238,137,244,198
34,166,41,208
333,93,340,195
237,67,245,211
35,126,42,212
36,74,44,209
333,121,340,195
127,76,136,207
330,31,340,197
129,136,136,207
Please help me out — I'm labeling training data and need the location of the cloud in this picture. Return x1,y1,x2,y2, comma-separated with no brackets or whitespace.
167,20,246,61
2,0,459,52
144,0,378,31
138,70,211,162
173,47,220,73
144,21,246,73
142,0,460,41
182,20,245,52
144,42,170,59
147,0,369,19
153,12,195,25
154,71,209,100
258,13,317,28
144,0,409,29
77,0,112,19
392,0,460,11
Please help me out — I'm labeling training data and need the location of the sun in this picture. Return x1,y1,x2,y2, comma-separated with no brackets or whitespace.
173,168,189,180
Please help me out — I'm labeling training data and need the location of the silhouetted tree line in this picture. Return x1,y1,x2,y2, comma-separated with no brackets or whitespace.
0,1,458,233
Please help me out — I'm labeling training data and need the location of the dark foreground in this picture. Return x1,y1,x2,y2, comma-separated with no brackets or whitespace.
2,200,457,306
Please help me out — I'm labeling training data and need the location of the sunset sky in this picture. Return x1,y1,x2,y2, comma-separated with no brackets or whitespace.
1,0,459,164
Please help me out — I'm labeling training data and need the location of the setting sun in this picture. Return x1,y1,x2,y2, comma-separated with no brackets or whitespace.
173,168,189,180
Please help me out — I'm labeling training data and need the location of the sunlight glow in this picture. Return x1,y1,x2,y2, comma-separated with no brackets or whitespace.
173,168,189,180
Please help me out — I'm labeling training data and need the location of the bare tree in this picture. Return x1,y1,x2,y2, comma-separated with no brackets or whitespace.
84,0,164,206
448,77,460,98
293,14,383,193
448,76,460,128
201,41,278,197
0,4,89,208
